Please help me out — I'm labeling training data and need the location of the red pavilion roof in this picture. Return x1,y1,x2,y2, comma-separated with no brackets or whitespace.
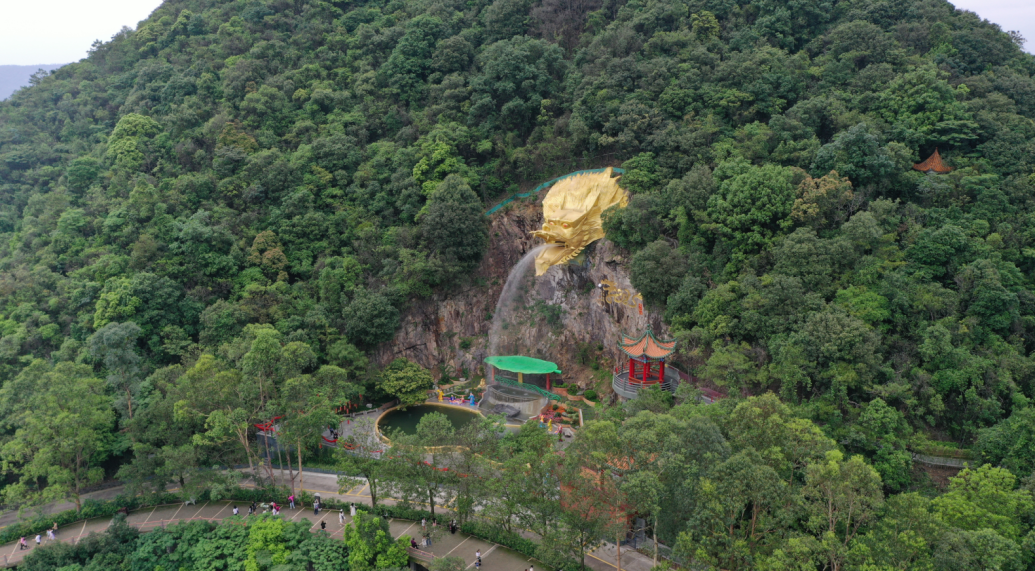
618,327,676,361
913,149,953,174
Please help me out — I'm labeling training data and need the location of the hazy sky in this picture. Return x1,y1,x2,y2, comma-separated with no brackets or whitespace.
0,0,1031,66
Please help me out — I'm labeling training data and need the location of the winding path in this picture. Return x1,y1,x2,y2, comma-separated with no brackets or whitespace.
0,470,653,571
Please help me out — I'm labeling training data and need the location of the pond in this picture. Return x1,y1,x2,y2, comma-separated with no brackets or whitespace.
376,404,482,440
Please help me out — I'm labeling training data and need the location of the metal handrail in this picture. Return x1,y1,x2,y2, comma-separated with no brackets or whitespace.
611,368,680,400
495,377,561,401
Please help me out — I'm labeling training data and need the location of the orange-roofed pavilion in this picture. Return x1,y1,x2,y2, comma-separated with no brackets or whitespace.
618,327,676,387
913,149,953,174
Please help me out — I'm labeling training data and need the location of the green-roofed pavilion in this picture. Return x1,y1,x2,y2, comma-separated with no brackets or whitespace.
485,356,561,390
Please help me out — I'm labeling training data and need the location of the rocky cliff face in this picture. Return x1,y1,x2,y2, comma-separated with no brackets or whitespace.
374,198,670,391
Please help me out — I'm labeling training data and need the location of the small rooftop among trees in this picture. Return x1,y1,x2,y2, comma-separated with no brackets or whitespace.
913,149,953,174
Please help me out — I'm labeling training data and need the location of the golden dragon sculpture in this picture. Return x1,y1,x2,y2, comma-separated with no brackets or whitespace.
531,167,628,275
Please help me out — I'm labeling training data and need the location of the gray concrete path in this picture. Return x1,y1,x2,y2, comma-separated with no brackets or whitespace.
0,468,653,571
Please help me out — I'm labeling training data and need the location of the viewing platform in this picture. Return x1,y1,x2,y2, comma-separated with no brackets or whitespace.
611,365,681,400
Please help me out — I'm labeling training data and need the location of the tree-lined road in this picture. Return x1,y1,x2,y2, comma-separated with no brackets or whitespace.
0,470,653,571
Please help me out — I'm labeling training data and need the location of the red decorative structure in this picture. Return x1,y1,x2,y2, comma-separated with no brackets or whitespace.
617,327,676,387
913,149,953,174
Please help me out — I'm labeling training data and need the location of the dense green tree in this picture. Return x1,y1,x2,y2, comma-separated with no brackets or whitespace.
707,161,797,258
0,361,114,511
629,239,687,307
378,358,434,408
342,511,410,571
89,321,144,420
343,289,401,348
419,175,489,276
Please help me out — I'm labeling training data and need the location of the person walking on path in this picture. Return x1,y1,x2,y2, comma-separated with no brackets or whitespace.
314,500,320,515
320,521,327,531
34,535,41,547
233,505,239,516
421,518,427,530
339,509,345,525
350,502,356,517
289,495,295,509
46,529,54,541
19,537,27,550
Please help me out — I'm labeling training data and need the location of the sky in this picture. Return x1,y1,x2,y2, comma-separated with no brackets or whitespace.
0,1,164,66
0,0,1031,66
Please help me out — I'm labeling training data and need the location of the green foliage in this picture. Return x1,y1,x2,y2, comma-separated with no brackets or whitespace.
420,175,490,278
977,405,1035,477
342,511,409,571
379,358,434,407
343,289,401,348
706,161,797,258
0,361,114,511
20,514,348,571
629,240,687,307
0,0,1033,562
931,464,1034,542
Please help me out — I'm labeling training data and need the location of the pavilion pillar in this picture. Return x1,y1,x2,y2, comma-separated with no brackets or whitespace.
546,373,551,391
659,360,665,384
628,359,634,383
642,361,648,385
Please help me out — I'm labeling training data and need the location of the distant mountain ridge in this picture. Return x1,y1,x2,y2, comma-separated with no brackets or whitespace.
0,64,66,100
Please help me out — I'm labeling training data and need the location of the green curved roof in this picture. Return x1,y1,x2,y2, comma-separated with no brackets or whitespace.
485,356,561,375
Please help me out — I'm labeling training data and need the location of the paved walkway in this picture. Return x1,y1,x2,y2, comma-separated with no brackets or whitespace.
0,470,653,571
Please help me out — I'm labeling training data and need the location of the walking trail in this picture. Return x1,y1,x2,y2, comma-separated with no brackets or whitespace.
0,470,653,571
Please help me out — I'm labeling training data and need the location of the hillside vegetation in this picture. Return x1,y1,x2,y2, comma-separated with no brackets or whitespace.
3,0,1035,567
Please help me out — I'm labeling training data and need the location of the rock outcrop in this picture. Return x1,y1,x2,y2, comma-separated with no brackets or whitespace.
374,199,670,390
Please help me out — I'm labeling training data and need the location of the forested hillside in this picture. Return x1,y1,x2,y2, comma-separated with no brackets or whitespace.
0,65,66,101
3,0,1035,566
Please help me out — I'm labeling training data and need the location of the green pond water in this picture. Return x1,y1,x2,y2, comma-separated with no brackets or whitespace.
377,404,481,438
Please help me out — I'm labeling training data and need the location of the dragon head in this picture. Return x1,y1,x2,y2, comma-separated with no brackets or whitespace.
531,168,628,275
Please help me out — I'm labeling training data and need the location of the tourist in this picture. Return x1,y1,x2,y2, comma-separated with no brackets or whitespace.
411,537,419,549
289,495,295,509
233,505,239,516
321,521,327,530
35,534,40,547
476,549,481,560
19,537,26,550
339,509,345,525
52,523,58,538
314,500,320,515
46,529,54,541
350,502,356,517
421,518,426,530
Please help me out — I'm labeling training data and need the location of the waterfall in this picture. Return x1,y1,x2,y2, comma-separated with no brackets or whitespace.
487,244,557,356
